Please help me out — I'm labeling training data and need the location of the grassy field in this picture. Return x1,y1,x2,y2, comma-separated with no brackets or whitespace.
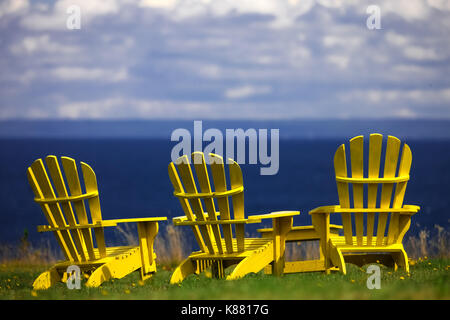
0,257,448,300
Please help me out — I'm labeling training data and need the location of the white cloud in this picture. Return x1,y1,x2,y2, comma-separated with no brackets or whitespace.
224,85,272,99
0,0,29,18
50,67,128,82
21,0,120,30
339,88,450,106
385,32,410,46
139,0,177,10
403,46,442,61
381,0,431,20
56,98,213,119
427,0,450,11
326,54,349,69
10,35,79,55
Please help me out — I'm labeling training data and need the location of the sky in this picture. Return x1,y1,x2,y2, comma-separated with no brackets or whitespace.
0,0,450,120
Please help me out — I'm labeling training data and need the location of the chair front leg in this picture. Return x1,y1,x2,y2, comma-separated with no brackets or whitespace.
311,212,332,274
271,216,293,276
137,221,159,280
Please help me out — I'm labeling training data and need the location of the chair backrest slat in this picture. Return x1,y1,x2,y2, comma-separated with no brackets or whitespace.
28,156,109,261
229,160,245,252
169,152,248,255
61,157,96,260
81,162,106,258
334,144,353,245
387,144,412,244
45,156,87,261
334,134,413,247
192,152,224,254
376,136,401,246
168,161,208,253
28,159,79,261
176,155,216,254
209,154,234,254
367,134,383,245
27,165,74,261
350,136,364,246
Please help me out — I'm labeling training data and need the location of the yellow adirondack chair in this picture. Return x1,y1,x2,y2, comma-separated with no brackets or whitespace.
168,152,299,283
27,155,167,289
309,134,420,274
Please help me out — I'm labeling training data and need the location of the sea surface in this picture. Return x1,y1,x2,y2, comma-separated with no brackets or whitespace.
0,120,449,250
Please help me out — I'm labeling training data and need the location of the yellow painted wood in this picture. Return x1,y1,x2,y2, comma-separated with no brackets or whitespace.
168,152,298,283
30,159,79,261
27,166,73,262
309,205,419,214
27,155,166,289
176,155,216,254
81,161,106,258
209,154,234,253
249,211,300,220
32,267,61,290
192,152,224,254
173,218,253,226
61,156,96,260
45,156,87,261
264,260,333,274
137,221,159,279
367,133,383,245
377,136,401,246
168,161,208,252
387,143,413,244
334,144,353,245
229,159,246,252
309,134,420,275
257,224,342,241
350,136,364,246
272,216,293,276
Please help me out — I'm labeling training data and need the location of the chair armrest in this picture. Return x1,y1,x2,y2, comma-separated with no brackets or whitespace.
102,217,167,224
37,217,167,233
173,218,252,226
309,205,420,215
172,211,220,224
37,222,113,233
248,210,300,222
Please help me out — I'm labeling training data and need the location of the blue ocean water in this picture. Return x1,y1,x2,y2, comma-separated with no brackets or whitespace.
0,134,449,249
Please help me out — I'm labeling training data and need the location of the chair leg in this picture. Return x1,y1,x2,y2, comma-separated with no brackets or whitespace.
330,247,346,275
86,248,141,287
170,257,196,284
392,249,409,273
226,242,274,280
137,221,159,281
32,266,61,290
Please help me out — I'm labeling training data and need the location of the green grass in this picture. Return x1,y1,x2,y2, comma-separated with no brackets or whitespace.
0,258,449,300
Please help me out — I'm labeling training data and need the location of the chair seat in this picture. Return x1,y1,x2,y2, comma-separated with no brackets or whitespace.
191,238,273,259
54,245,141,268
330,235,403,250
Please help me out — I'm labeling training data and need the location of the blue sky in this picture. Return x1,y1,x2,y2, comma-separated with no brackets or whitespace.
1,0,449,120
